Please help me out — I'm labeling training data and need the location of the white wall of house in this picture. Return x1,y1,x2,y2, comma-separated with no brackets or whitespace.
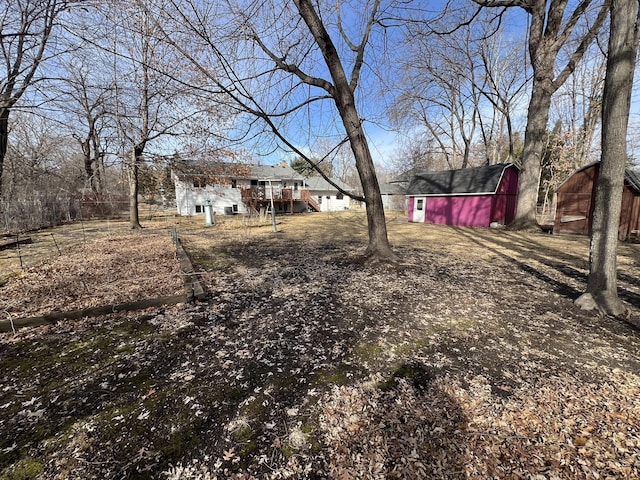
175,179,248,216
313,189,351,212
381,193,407,211
174,176,306,216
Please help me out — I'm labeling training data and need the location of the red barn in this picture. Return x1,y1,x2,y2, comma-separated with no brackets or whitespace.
554,162,640,240
406,163,519,228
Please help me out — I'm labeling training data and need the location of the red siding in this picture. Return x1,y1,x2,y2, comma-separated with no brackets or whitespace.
554,166,597,236
407,165,519,228
554,163,640,240
424,196,493,227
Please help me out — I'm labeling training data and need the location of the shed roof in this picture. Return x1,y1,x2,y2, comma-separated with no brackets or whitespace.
556,162,640,194
625,169,640,192
406,163,516,196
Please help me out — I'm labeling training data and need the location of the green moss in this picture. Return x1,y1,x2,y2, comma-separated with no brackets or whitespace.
234,426,258,460
311,368,350,387
280,444,296,458
239,397,267,419
0,457,44,480
351,342,384,361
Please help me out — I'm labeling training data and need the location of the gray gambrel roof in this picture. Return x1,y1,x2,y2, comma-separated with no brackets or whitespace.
407,163,516,196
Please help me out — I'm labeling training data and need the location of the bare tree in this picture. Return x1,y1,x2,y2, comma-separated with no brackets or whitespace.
0,0,76,196
143,0,397,261
395,8,528,171
474,0,610,230
476,29,529,164
55,59,113,193
575,0,639,318
96,0,211,228
395,18,483,169
553,51,607,168
1,112,84,231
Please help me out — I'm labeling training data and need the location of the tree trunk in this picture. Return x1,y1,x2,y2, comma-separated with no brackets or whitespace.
340,103,396,261
510,78,552,230
294,0,396,262
0,108,9,197
576,0,638,318
129,148,143,229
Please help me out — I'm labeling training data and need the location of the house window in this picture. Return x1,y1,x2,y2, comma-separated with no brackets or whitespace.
232,204,238,212
283,182,287,188
336,192,343,200
294,182,298,191
195,205,204,213
231,179,237,188
326,195,331,199
416,199,424,210
193,178,206,188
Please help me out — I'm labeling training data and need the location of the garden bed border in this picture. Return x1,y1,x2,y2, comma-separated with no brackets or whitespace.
0,232,205,332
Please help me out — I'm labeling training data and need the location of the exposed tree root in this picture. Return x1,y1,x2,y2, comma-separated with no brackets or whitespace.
575,292,631,320
506,218,543,233
362,246,400,267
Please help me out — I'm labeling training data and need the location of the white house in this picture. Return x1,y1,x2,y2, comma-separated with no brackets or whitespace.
379,181,407,211
303,176,353,212
173,161,356,216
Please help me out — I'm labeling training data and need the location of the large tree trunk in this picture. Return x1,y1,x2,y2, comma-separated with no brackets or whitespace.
576,0,639,318
294,0,396,262
0,108,9,197
510,78,552,230
339,102,396,261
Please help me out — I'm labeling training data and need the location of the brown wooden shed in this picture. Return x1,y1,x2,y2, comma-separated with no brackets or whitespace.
554,162,640,240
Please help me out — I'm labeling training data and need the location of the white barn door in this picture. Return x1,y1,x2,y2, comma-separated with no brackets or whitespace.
413,197,426,223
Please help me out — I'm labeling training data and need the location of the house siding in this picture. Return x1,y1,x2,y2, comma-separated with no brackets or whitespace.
173,166,354,216
175,181,248,216
315,190,350,212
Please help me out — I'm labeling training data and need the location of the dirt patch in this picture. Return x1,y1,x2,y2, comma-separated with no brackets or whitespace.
1,211,639,479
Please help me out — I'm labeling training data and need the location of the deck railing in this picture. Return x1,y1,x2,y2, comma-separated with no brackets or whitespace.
241,187,307,201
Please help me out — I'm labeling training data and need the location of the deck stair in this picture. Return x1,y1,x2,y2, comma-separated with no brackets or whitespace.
306,196,320,212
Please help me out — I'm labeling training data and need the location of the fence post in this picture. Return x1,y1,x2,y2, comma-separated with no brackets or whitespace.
17,234,24,270
51,233,61,255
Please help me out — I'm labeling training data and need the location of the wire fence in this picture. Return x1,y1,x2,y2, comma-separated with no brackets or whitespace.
0,211,263,327
0,224,196,328
0,194,128,235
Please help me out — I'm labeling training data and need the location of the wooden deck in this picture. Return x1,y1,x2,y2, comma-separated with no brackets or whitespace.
241,188,320,213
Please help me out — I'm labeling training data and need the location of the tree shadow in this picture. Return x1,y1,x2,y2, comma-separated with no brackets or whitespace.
452,227,640,309
320,361,469,479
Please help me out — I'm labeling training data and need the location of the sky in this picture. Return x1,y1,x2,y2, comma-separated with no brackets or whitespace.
253,1,531,170
244,1,640,172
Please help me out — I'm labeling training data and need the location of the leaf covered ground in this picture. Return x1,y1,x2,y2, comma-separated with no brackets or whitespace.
1,211,639,479
0,230,183,319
